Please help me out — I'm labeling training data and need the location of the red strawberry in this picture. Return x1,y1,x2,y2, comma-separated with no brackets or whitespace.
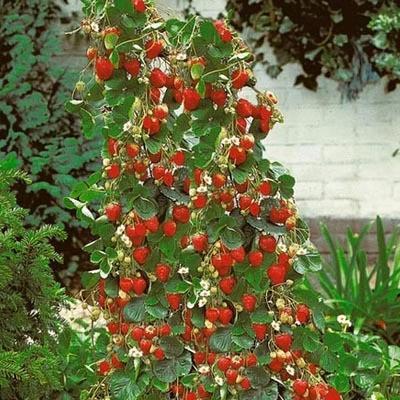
212,173,226,188
219,307,233,325
248,250,264,267
143,116,160,135
155,263,171,282
86,47,97,60
241,377,251,390
269,358,284,372
133,0,146,13
259,235,276,253
133,246,150,264
267,264,286,285
325,387,341,400
231,246,245,263
119,277,134,292
107,138,118,156
240,134,255,150
239,195,252,210
296,304,310,324
183,88,201,111
107,322,119,334
194,351,206,365
229,146,247,165
249,202,261,217
123,58,141,76
98,360,111,375
166,293,182,311
163,170,174,186
260,118,270,133
205,307,220,323
171,150,185,165
153,104,169,120
210,88,227,107
172,205,190,223
231,69,249,89
185,392,196,400
104,203,121,222
153,347,165,360
236,99,253,118
198,384,211,399
252,323,268,341
145,39,163,59
111,354,124,369
131,326,145,341
193,194,207,209
159,324,171,336
242,294,257,312
153,165,165,180
106,163,120,179
246,353,258,367
95,57,114,80
144,216,159,232
126,143,140,158
150,68,167,88
163,219,177,237
217,356,231,372
236,117,247,134
120,323,130,335
139,338,152,354
293,379,308,396
275,333,292,351
214,20,233,43
150,87,161,103
259,181,272,196
207,352,216,364
132,277,147,295
225,368,238,385
219,276,236,294
192,233,208,252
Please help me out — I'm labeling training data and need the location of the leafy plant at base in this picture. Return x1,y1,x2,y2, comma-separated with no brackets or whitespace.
308,216,400,344
0,0,102,285
0,167,66,399
221,0,400,99
70,1,343,399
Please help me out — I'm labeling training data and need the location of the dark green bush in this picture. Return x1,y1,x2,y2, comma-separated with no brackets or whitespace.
0,0,101,285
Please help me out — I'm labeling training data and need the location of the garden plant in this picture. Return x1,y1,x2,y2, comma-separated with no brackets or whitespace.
68,0,344,399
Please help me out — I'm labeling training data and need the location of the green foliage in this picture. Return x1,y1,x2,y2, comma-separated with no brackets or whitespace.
0,0,102,283
0,168,66,399
310,217,400,344
221,0,400,99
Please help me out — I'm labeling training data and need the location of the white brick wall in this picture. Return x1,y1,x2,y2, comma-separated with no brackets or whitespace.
171,0,400,219
65,0,400,219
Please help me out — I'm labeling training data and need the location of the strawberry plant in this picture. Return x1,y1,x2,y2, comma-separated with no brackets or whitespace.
69,1,342,399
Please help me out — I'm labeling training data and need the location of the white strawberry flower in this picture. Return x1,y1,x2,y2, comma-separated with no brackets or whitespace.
215,376,224,386
198,365,210,374
123,121,133,131
271,321,281,331
116,225,125,236
286,365,295,376
203,175,212,185
199,289,210,297
189,188,197,196
197,185,208,193
90,22,99,32
200,279,210,290
198,297,207,307
178,267,189,274
128,347,143,358
221,138,231,146
231,136,240,145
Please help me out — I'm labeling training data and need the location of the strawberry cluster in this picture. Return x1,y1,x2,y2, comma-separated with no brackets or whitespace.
74,1,341,399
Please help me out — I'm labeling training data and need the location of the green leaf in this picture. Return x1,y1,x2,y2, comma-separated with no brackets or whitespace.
81,271,100,289
159,336,184,358
114,0,134,14
105,33,119,49
90,250,105,263
123,297,146,322
250,307,273,324
105,277,119,298
79,108,95,138
165,279,191,293
232,334,254,349
324,332,343,352
293,252,322,274
133,197,158,219
320,350,339,372
210,327,232,352
153,352,192,383
220,227,244,250
191,63,205,80
246,366,270,387
109,371,148,400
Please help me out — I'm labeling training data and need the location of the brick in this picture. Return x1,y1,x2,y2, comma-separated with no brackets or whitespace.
324,180,391,200
323,145,392,163
264,144,323,164
291,164,357,182
394,183,400,199
294,181,323,200
357,160,399,179
297,200,359,218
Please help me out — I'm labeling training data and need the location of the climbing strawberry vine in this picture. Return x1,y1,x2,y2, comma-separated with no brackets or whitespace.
67,1,342,399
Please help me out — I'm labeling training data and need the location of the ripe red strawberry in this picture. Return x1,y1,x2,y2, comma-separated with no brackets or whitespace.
106,163,120,179
275,333,292,351
144,325,157,340
119,277,134,292
107,322,119,334
107,138,118,156
143,116,160,135
219,276,236,294
210,88,227,107
144,216,159,232
236,98,253,118
171,383,184,397
150,68,167,88
231,69,249,89
259,181,272,196
260,118,270,133
163,170,174,186
207,352,216,364
269,358,284,372
252,323,268,341
293,379,308,396
248,250,263,267
131,326,145,341
249,202,261,217
240,134,255,150
133,0,146,12
163,219,177,237
259,235,276,253
153,104,169,120
217,356,231,372
245,353,258,367
183,88,201,111
242,294,257,312
155,263,171,282
193,194,207,209
104,202,121,222
98,360,111,375
229,146,247,165
150,87,161,103
145,39,163,59
133,246,150,264
212,173,226,188
267,264,286,285
120,323,130,335
153,165,166,180
111,354,124,369
125,143,140,159
231,356,244,369
205,307,220,323
198,384,211,399
192,233,208,252
296,304,310,324
214,20,233,43
236,117,247,134
218,307,233,325
123,58,141,76
86,47,97,60
225,368,238,385
172,204,190,223
95,57,114,80
194,351,206,365
166,293,182,311
139,338,152,354
239,195,252,210
231,246,245,263
159,324,171,336
153,347,165,360
325,387,341,400
185,392,197,400
241,377,251,390
132,277,147,295
171,150,185,165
